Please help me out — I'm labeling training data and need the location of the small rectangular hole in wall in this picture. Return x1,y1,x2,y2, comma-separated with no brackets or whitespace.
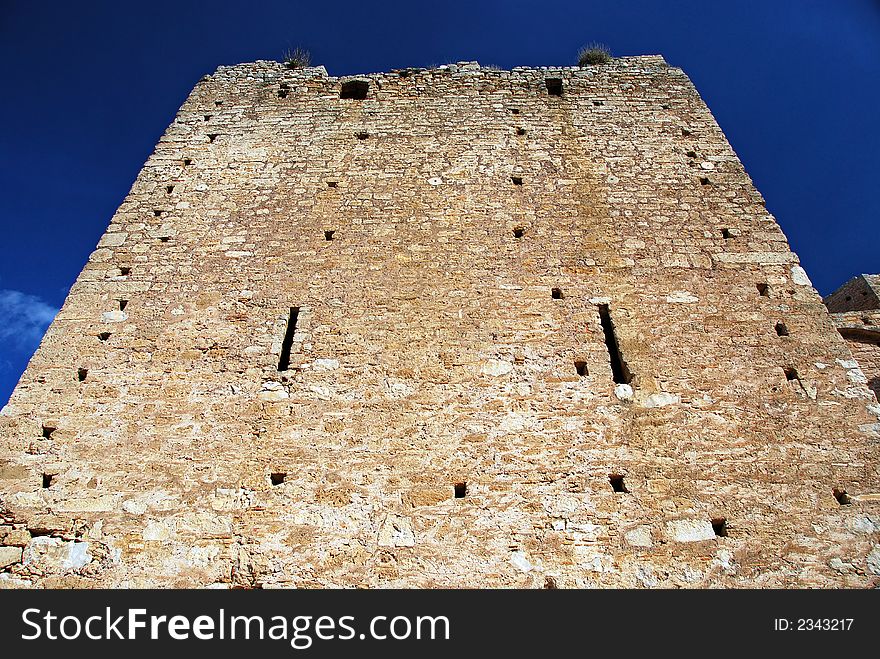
711,517,728,537
118,300,128,311
545,78,563,96
609,474,628,493
510,108,520,114
340,80,369,99
153,210,163,217
98,332,111,342
700,177,711,186
208,134,218,143
324,230,336,241
511,176,523,185
77,368,88,382
278,84,290,99
277,307,300,372
41,425,56,439
183,158,192,167
356,131,370,140
42,473,54,488
119,266,131,276
454,482,467,498
593,100,604,106
552,287,563,300
516,127,526,135
159,236,170,243
598,304,633,385
327,181,338,188
832,488,852,505
165,185,174,194
721,228,732,239
513,227,525,239
757,283,769,297
574,361,589,377
214,100,223,106
204,114,213,121
775,322,789,337
783,367,799,381
270,472,287,486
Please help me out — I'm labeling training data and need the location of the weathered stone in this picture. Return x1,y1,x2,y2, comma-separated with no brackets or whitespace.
641,392,680,408
667,520,716,543
825,279,880,404
0,528,31,547
377,515,415,547
0,57,877,589
22,537,91,571
625,527,653,548
867,546,880,576
0,547,23,568
481,359,513,376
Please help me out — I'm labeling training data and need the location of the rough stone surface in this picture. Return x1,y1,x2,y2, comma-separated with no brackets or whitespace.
1,58,879,588
826,277,880,401
0,547,22,569
667,520,716,543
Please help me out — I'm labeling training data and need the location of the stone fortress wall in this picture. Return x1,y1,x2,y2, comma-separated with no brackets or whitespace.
1,57,878,587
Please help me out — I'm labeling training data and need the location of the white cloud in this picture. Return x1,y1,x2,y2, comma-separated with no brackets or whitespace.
0,289,58,350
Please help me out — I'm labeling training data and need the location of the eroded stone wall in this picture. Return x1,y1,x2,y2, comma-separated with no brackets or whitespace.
831,310,880,401
2,58,879,588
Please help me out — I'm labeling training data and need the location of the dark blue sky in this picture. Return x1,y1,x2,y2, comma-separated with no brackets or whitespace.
1,0,878,405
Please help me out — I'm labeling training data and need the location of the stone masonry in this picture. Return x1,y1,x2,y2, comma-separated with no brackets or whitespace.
1,57,879,588
826,275,880,402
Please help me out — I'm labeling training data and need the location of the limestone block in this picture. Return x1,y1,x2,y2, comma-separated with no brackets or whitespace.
667,519,715,543
0,547,23,568
377,515,415,547
22,537,91,571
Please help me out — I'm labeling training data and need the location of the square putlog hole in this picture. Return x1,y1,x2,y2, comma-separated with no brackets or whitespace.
711,517,728,537
340,80,369,100
545,78,563,96
270,472,287,486
453,482,467,498
832,488,852,505
609,474,628,493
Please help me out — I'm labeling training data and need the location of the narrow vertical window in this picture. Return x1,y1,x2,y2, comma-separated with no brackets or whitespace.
546,78,563,96
598,304,632,385
277,307,300,372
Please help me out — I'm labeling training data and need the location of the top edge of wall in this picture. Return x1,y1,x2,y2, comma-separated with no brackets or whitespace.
206,55,672,83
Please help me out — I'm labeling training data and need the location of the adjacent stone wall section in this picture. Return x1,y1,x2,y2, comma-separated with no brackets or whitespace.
825,275,880,313
826,275,880,402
